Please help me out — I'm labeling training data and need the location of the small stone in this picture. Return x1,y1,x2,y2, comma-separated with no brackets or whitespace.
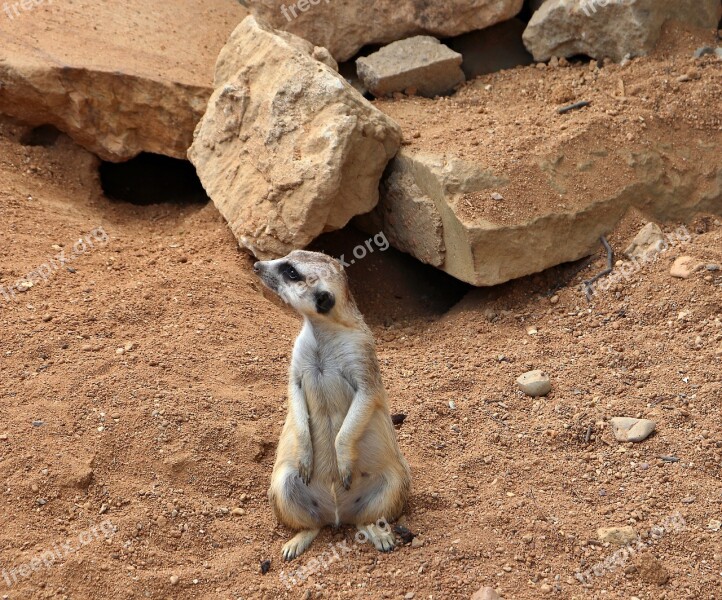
32,420,44,427
16,280,33,292
0,434,8,441
624,222,664,260
115,348,125,355
491,192,504,201
471,587,500,600
609,417,656,443
231,507,245,516
42,314,52,322
170,575,179,585
706,264,720,271
670,256,703,279
516,370,551,397
411,537,424,548
260,559,271,575
526,325,538,335
124,342,134,352
448,400,456,410
37,498,47,506
540,583,552,593
597,526,637,546
680,496,695,504
31,483,39,493
99,503,109,514
706,519,721,532
404,593,415,599
549,295,559,304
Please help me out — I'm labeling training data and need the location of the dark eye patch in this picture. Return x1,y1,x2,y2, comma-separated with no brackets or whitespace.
279,262,303,282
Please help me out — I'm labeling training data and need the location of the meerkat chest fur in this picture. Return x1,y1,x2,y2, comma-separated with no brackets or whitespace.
292,322,364,423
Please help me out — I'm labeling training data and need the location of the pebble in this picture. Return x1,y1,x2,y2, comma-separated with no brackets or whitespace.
609,417,656,443
706,264,721,271
404,593,415,599
597,526,637,545
0,434,7,441
707,519,721,532
491,192,504,201
549,295,559,305
670,256,703,279
516,370,551,397
37,498,47,506
471,587,500,600
540,583,552,593
170,575,179,585
231,508,245,516
411,537,424,548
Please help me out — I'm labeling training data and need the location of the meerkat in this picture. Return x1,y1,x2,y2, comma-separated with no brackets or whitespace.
254,250,411,560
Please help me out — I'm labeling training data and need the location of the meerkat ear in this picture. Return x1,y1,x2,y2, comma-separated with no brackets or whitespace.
315,291,335,314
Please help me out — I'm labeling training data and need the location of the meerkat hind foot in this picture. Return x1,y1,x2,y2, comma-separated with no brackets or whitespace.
282,529,320,561
358,523,395,552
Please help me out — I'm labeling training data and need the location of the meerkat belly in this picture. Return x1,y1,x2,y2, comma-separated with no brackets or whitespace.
302,368,354,481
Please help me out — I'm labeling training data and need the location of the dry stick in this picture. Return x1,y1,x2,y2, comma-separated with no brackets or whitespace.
557,100,591,114
582,236,614,301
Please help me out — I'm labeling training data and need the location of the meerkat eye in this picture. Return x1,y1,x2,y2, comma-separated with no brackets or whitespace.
281,264,302,282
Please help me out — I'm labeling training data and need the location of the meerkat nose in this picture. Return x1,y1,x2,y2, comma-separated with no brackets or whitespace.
253,262,262,273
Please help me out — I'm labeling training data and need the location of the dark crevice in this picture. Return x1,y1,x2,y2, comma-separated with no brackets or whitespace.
308,225,471,326
20,124,62,147
99,153,209,206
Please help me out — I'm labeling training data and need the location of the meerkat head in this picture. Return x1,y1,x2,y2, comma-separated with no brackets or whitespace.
254,250,353,321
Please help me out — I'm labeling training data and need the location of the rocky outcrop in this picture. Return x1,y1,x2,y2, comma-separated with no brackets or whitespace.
245,0,525,62
358,140,722,286
356,37,465,98
523,0,722,62
0,0,247,161
189,16,401,259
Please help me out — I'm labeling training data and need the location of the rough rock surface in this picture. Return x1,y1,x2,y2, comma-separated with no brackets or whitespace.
358,139,722,286
357,37,465,98
609,417,656,442
189,17,401,259
523,0,722,62
245,0,524,62
670,256,704,279
0,0,248,161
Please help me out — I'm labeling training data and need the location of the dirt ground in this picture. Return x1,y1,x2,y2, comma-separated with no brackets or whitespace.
1,32,722,600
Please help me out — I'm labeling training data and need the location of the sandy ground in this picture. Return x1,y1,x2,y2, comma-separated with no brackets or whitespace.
1,26,722,600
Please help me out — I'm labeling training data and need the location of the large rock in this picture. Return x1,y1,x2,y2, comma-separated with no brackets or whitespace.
360,143,722,285
245,0,525,62
523,0,722,62
189,16,401,259
356,37,465,98
0,0,247,161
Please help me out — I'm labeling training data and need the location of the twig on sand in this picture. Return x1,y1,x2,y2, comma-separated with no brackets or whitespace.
582,236,614,301
557,100,591,114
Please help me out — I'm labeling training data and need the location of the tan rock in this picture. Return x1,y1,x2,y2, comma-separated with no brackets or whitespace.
0,0,247,161
670,256,704,279
357,36,465,98
189,16,401,258
356,132,722,286
523,0,722,63
247,0,524,62
624,223,665,260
